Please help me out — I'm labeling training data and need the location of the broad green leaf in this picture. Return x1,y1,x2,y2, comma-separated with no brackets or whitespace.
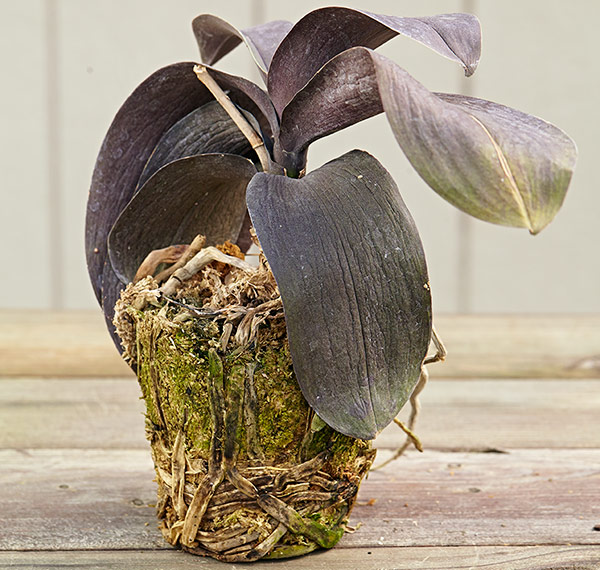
247,150,431,439
278,47,576,233
108,154,256,284
268,7,480,114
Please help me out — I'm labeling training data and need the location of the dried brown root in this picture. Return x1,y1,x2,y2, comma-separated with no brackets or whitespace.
193,65,271,174
160,246,254,297
113,236,374,562
133,244,189,283
154,235,207,283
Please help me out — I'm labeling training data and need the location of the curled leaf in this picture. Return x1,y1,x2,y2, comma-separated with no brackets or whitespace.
86,63,211,304
108,154,256,284
279,47,576,232
86,62,277,306
373,53,577,233
136,101,253,189
247,150,431,439
278,47,381,156
192,14,293,75
268,7,481,114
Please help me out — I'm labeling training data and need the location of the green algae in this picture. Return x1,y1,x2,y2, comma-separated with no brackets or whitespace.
120,295,374,562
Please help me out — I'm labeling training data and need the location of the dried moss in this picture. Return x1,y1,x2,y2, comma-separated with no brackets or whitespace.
113,253,375,562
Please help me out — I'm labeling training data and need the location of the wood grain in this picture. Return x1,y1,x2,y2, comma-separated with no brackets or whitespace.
1,449,598,551
0,310,133,377
353,448,600,548
0,449,160,551
378,377,600,450
432,314,600,378
0,378,147,449
1,313,599,568
1,546,599,570
2,378,598,450
2,311,600,378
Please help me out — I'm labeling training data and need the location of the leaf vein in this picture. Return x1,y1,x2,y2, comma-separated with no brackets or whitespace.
468,113,532,231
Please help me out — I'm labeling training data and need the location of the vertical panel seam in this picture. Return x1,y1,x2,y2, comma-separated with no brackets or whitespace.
456,0,478,314
249,0,266,84
46,0,64,309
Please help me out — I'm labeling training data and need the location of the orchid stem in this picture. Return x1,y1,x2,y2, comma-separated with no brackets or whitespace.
193,65,270,173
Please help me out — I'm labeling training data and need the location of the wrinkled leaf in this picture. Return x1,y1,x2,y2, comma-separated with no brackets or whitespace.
86,62,277,306
279,47,576,233
192,14,293,75
372,52,577,233
86,63,211,305
268,7,480,114
136,101,253,189
108,154,256,284
247,150,431,439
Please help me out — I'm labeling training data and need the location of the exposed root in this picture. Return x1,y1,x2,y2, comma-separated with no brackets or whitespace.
160,246,254,297
113,235,374,561
134,244,189,283
374,325,447,470
154,235,207,283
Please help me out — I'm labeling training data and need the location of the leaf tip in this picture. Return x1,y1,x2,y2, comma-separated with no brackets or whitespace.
464,62,478,77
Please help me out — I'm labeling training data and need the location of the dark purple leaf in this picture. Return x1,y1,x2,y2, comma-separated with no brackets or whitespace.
101,262,127,356
204,66,279,142
136,101,253,190
268,7,480,114
192,14,293,75
86,63,210,305
247,150,431,439
279,47,576,233
86,62,277,307
108,154,256,284
277,47,381,160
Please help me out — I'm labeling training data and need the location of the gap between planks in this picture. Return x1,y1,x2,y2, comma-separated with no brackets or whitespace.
1,311,600,378
1,448,599,552
1,546,599,570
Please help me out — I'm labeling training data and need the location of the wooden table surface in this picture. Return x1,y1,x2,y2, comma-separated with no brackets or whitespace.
1,311,599,569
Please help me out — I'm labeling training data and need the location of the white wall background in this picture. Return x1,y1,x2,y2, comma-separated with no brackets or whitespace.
1,0,597,314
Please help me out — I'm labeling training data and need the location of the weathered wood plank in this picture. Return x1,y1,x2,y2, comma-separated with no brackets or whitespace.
1,311,600,378
352,449,600,548
0,310,133,377
0,449,161,551
1,545,599,570
2,378,598,450
1,449,598,551
433,314,600,379
0,378,147,449
378,377,600,450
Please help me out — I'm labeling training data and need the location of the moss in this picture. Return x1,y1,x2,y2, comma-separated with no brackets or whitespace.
251,339,310,462
136,312,216,454
307,426,372,481
119,282,374,562
267,542,319,559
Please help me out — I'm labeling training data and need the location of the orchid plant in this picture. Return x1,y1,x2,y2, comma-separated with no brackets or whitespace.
86,7,576,441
